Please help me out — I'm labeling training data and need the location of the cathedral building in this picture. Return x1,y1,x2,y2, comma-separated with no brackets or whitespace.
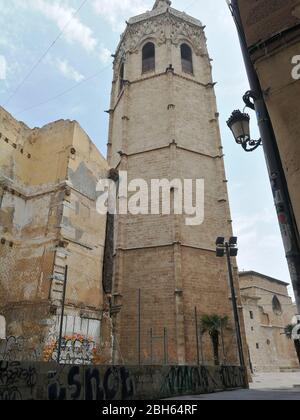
240,271,299,372
107,0,246,365
0,0,247,367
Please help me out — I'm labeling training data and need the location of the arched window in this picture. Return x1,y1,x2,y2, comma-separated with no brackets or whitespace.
119,62,125,93
181,43,193,74
272,296,282,316
142,42,155,73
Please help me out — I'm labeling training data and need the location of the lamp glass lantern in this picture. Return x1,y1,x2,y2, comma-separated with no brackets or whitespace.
227,110,250,144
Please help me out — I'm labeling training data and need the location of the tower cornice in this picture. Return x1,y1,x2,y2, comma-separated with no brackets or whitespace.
114,8,205,63
128,7,202,28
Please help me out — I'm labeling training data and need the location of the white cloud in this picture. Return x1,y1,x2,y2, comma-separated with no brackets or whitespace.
56,59,84,82
92,0,150,32
99,45,112,64
0,55,7,80
32,0,97,52
25,0,111,63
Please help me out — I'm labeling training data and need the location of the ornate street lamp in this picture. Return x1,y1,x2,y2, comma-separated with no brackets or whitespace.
216,237,245,369
227,109,262,152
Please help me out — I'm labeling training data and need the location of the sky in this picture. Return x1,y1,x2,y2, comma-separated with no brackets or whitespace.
0,0,294,298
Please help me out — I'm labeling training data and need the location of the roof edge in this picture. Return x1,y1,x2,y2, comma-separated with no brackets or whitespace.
239,271,290,287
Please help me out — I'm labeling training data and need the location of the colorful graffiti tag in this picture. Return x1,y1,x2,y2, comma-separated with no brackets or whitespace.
43,335,98,365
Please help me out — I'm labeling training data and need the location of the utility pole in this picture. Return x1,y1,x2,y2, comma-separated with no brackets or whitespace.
195,307,200,366
216,237,245,368
57,265,68,364
229,0,300,313
138,289,141,366
225,243,245,368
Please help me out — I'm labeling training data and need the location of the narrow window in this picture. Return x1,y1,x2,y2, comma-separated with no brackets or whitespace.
181,43,193,74
0,315,6,340
256,343,260,350
272,296,282,316
119,62,125,93
142,42,155,73
250,311,254,320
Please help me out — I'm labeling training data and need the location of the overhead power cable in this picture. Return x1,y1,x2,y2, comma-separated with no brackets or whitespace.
15,63,112,116
3,0,89,107
184,0,198,12
11,0,196,115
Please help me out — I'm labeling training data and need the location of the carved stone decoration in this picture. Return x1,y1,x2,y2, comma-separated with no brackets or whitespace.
125,15,169,53
114,11,204,71
114,15,168,74
169,16,204,56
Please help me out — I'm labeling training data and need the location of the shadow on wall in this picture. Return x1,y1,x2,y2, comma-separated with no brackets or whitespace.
0,362,247,401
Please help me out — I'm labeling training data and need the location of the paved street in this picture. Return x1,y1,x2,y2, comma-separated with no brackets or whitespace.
169,388,300,400
251,372,300,390
167,372,300,400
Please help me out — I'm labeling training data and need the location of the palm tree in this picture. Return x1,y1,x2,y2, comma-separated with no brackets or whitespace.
201,315,229,366
284,324,300,365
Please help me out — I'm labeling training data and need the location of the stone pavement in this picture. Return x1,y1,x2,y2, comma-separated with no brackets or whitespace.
167,372,300,400
251,372,300,390
168,389,300,400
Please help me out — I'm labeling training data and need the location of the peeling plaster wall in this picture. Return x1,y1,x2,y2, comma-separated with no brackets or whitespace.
0,107,112,363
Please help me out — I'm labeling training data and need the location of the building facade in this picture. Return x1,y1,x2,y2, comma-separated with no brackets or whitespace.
240,271,299,372
108,0,247,365
0,1,250,369
236,0,300,311
0,107,112,364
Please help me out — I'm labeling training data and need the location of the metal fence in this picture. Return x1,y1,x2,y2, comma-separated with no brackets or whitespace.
112,289,240,367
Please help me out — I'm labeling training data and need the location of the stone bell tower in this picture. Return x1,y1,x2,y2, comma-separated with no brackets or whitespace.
107,0,245,365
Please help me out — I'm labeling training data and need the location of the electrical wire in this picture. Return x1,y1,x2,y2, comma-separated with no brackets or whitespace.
15,63,112,116
3,0,89,107
10,0,212,115
184,0,198,12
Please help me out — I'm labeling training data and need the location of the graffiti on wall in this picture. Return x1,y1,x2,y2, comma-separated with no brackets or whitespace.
43,334,98,365
160,365,247,396
48,366,135,401
0,334,102,365
0,362,246,400
160,366,216,395
0,362,37,400
0,336,41,362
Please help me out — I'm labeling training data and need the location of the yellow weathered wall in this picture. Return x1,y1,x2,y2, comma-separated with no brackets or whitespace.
0,107,111,363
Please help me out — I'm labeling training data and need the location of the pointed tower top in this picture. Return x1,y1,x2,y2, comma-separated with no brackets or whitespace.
152,0,172,10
